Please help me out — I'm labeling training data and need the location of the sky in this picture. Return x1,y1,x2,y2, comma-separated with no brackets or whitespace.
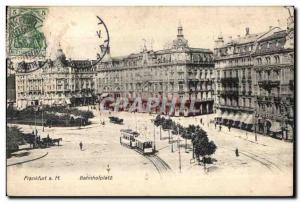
42,6,291,60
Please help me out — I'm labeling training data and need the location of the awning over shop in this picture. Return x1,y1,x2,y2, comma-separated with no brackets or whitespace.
222,111,229,119
240,113,248,123
100,93,109,98
110,103,117,107
244,114,254,125
233,113,241,122
70,114,84,120
227,113,234,121
270,121,282,133
215,110,222,118
65,99,71,105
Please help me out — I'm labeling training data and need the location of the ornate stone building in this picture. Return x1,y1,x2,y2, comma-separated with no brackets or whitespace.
214,28,260,130
95,25,214,116
15,47,96,109
14,25,214,116
214,14,294,140
253,15,294,140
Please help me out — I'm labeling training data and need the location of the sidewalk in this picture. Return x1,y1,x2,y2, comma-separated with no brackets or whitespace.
7,145,48,166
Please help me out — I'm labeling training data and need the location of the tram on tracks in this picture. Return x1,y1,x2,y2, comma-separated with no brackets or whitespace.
135,137,154,154
120,129,154,154
120,129,139,148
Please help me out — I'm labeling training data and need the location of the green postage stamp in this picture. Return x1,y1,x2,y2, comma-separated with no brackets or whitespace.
7,7,48,58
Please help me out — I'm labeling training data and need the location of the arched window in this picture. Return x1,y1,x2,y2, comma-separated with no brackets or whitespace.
274,55,280,64
256,58,261,65
290,54,294,62
192,55,196,63
265,57,271,64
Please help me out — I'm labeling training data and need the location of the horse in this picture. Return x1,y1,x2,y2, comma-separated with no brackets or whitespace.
52,138,62,146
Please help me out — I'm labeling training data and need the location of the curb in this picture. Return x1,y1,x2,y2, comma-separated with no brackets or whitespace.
7,152,49,167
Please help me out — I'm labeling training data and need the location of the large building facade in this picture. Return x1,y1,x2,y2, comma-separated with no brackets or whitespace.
95,25,215,116
14,25,215,116
252,15,294,140
15,48,96,109
214,16,294,140
214,28,261,131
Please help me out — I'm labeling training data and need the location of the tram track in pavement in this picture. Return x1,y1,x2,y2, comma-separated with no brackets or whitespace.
219,146,282,172
120,142,172,176
135,149,172,176
240,150,282,172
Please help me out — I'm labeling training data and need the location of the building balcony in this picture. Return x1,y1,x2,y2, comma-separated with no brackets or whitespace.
219,89,239,97
220,77,239,84
257,95,280,103
274,97,281,103
289,80,294,90
241,77,252,83
218,104,240,111
257,80,280,88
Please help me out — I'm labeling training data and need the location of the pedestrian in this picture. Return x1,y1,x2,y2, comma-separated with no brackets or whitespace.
219,125,222,132
215,123,217,129
200,118,203,125
246,132,248,139
235,148,239,157
79,141,83,151
228,125,231,132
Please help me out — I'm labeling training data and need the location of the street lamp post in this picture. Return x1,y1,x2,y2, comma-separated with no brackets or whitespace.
42,108,44,132
153,123,156,152
254,114,258,142
178,126,182,173
160,125,162,140
34,108,37,132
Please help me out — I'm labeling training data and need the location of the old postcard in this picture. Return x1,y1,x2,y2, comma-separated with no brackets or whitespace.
6,6,295,197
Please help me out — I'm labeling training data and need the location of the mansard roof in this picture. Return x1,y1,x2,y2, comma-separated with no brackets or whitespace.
257,30,287,42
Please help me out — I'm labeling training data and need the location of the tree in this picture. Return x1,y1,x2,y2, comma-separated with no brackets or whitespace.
154,115,163,139
192,131,217,169
7,126,25,157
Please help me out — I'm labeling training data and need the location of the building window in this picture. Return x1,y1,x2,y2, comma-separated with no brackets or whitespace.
274,55,280,64
257,58,262,65
290,54,294,62
265,57,271,64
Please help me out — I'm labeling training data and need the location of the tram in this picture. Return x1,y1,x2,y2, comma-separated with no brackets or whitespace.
135,137,154,154
120,129,139,148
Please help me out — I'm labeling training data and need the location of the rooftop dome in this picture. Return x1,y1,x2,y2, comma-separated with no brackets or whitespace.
55,48,66,62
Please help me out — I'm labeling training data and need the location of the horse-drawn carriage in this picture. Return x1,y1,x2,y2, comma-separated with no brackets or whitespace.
23,133,62,148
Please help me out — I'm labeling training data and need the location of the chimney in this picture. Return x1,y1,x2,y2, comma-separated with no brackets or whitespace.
245,27,250,36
